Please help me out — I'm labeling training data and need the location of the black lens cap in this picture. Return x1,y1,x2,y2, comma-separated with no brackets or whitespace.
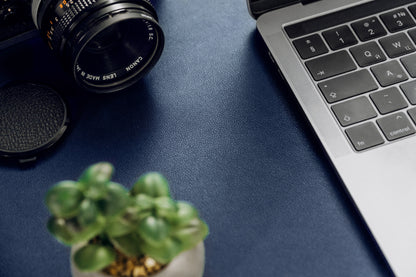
0,83,69,163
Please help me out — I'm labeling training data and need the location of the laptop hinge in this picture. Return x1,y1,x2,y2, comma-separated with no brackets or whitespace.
248,0,320,19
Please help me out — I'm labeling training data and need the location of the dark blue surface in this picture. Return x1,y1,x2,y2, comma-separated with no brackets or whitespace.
0,0,393,276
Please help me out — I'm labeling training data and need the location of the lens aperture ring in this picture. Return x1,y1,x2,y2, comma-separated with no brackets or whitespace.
43,0,98,50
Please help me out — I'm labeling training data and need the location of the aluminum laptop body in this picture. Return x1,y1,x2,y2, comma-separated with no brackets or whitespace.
248,0,416,276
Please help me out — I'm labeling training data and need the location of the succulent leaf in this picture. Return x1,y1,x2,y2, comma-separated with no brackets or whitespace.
97,182,129,217
47,216,105,246
105,216,134,237
138,216,170,246
74,217,106,243
47,217,78,245
84,186,108,200
131,172,169,198
73,244,116,272
113,205,150,225
79,163,114,198
45,181,84,219
140,238,181,264
172,201,198,226
78,199,99,227
154,197,177,219
133,194,154,212
110,233,143,257
172,218,209,250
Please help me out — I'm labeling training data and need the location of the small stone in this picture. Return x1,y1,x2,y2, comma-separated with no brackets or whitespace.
108,267,118,276
131,257,140,265
133,266,147,277
144,257,156,269
102,248,165,277
126,260,135,271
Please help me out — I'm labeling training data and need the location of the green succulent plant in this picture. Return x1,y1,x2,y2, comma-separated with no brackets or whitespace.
46,162,209,272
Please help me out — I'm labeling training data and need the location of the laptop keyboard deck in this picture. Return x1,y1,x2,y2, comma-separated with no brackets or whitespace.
287,3,416,152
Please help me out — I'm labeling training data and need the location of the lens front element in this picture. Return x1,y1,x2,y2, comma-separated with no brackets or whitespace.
74,17,161,91
33,0,164,92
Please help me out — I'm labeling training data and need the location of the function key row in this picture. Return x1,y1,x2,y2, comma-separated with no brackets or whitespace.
293,6,416,60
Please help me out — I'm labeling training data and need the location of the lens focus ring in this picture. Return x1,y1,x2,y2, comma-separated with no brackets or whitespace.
45,0,98,51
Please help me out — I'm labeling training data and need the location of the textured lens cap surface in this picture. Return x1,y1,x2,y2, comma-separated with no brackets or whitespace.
0,83,69,162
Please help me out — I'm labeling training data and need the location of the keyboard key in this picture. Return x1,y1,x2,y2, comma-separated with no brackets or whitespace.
371,60,408,87
350,41,386,67
318,70,378,103
400,80,416,104
377,112,416,141
370,87,408,114
407,5,416,23
345,122,384,151
332,96,377,127
293,34,328,59
401,53,416,77
306,50,356,81
408,28,416,44
351,17,387,42
322,25,358,50
380,8,416,33
379,33,415,58
408,107,416,124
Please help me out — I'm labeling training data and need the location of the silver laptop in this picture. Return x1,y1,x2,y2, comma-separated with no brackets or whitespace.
248,0,416,276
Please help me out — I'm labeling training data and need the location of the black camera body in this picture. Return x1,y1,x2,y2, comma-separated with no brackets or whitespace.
1,0,164,92
0,0,164,161
0,0,36,46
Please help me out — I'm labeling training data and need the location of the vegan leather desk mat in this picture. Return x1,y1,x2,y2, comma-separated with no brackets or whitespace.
0,0,392,276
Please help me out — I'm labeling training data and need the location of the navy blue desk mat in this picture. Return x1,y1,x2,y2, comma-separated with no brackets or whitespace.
0,0,392,276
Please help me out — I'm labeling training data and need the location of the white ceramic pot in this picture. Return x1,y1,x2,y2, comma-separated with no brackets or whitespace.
71,242,205,277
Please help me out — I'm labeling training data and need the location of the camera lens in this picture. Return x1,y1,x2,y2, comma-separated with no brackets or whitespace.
32,0,164,92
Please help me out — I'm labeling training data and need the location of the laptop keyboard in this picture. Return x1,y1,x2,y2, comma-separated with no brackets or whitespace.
289,4,416,152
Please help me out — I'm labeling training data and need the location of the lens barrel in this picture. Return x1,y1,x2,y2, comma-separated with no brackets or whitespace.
32,0,164,92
